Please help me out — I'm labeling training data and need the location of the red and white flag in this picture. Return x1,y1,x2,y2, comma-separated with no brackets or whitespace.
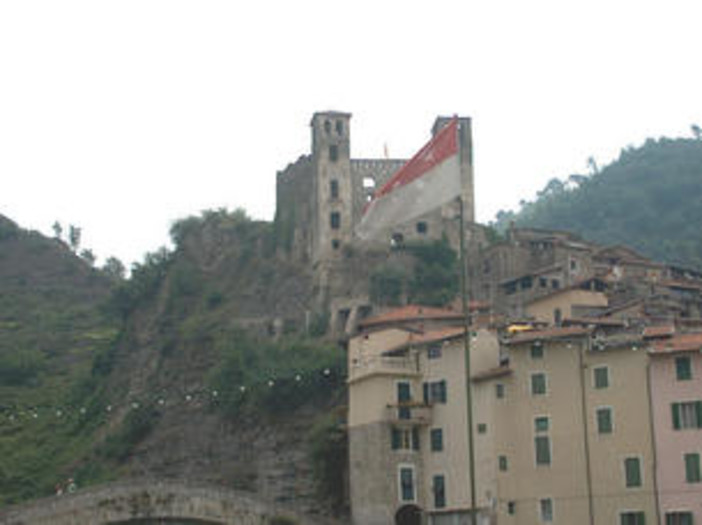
356,117,461,240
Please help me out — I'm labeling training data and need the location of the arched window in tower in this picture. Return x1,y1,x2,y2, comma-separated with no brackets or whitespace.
324,120,331,134
330,212,341,230
330,179,339,199
336,120,344,135
329,145,339,162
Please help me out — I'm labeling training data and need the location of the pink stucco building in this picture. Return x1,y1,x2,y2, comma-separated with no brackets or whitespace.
648,331,702,525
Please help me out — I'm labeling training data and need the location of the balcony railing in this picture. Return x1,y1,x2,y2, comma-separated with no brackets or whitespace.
348,355,419,382
385,402,433,425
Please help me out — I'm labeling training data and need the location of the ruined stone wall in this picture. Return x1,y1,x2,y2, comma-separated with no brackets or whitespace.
349,158,405,224
276,155,313,262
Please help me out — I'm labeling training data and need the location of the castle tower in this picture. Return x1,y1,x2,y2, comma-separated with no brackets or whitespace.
432,116,474,224
310,111,354,265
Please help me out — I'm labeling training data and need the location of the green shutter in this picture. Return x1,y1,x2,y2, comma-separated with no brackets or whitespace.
597,408,612,434
594,367,609,388
696,401,702,428
676,356,692,380
391,427,401,450
625,457,642,487
535,436,551,465
532,373,547,395
672,403,681,430
685,453,701,483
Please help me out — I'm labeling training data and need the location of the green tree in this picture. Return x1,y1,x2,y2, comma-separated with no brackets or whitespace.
52,221,63,240
80,249,96,266
102,257,126,280
68,225,81,252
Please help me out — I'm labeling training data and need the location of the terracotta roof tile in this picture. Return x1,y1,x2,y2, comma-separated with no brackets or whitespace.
658,279,702,291
563,317,625,327
408,327,466,346
650,332,702,354
359,304,463,328
642,325,676,339
506,325,591,345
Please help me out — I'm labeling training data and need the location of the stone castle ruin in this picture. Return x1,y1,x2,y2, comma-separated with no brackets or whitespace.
275,111,476,333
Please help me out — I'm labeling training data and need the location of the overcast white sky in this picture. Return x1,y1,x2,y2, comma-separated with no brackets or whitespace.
2,1,701,267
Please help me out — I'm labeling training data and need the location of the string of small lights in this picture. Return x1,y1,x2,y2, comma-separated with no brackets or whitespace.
0,366,345,428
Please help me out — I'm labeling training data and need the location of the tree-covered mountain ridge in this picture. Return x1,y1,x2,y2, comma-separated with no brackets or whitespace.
494,134,702,269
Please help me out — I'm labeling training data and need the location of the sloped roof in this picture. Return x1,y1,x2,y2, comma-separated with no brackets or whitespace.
525,277,608,306
408,326,466,346
359,304,463,329
642,325,676,339
649,332,702,355
563,317,626,328
381,326,467,356
657,279,702,291
506,325,592,345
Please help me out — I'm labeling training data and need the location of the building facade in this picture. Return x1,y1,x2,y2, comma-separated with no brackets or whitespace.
347,307,499,525
648,332,702,524
349,302,702,524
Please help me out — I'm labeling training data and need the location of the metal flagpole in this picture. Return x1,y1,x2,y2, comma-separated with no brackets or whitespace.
457,116,477,524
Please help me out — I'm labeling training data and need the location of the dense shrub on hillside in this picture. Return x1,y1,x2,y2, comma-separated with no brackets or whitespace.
207,330,345,418
369,238,459,307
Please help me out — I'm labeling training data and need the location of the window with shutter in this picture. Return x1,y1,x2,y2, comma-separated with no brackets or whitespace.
684,452,701,483
625,457,642,488
597,407,613,434
676,356,692,381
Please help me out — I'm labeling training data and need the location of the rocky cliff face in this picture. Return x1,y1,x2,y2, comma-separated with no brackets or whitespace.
96,211,348,520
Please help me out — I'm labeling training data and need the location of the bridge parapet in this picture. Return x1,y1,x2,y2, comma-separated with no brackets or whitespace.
0,479,340,525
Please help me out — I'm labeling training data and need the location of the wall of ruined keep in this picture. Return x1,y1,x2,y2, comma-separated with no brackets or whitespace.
349,159,405,222
275,155,314,262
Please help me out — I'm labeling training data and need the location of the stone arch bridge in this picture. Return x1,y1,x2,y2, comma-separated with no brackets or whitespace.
0,480,339,525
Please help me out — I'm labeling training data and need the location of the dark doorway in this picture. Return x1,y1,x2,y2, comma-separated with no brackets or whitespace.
395,504,422,525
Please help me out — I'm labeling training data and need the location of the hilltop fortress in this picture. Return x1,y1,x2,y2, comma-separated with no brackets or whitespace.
276,111,475,265
275,112,476,332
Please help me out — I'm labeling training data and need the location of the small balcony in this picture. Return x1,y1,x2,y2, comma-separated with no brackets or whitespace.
385,402,433,426
348,355,419,382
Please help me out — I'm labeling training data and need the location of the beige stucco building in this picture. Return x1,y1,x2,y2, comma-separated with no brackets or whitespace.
488,326,658,524
348,306,500,525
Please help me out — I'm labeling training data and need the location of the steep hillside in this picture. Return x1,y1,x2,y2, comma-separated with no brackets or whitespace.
1,209,348,519
92,210,347,517
0,215,117,503
494,136,702,268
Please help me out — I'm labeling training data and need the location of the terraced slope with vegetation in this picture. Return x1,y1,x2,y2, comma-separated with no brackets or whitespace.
0,215,117,503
